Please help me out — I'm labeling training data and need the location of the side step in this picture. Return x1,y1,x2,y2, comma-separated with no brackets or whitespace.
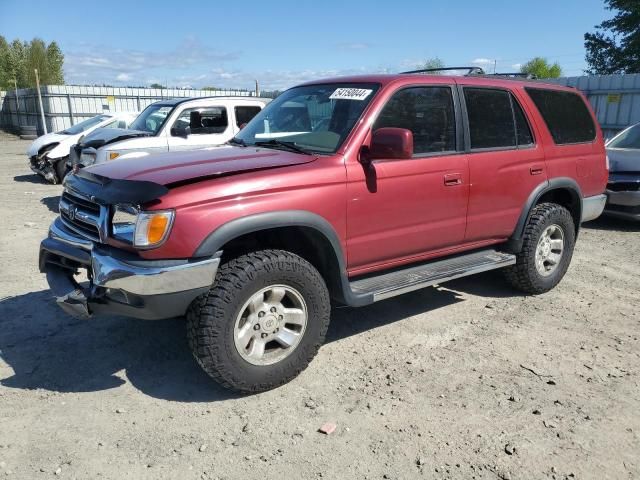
350,249,516,302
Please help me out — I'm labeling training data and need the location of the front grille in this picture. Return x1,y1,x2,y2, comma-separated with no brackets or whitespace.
608,182,640,192
59,190,106,242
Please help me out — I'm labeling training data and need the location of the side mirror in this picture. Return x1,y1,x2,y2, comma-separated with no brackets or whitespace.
366,128,414,162
170,126,190,138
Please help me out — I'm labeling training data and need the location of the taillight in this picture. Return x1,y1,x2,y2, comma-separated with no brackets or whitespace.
605,154,610,171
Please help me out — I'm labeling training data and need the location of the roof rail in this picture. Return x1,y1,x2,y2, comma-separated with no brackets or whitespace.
400,66,486,76
487,72,538,80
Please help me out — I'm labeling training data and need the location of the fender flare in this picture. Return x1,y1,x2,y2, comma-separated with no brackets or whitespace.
193,210,373,307
507,177,583,251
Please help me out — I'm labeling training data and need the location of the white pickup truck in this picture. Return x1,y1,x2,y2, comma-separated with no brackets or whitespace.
72,96,270,168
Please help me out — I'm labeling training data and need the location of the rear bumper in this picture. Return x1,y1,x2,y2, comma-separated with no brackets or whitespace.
581,194,607,222
604,190,640,220
40,218,220,319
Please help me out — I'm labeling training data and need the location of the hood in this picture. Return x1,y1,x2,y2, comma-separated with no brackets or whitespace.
27,132,71,157
85,146,317,186
79,128,152,149
606,147,640,173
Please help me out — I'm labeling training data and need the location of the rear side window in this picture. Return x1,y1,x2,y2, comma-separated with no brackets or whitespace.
464,88,515,149
374,86,456,155
512,98,534,146
174,107,229,134
235,106,262,127
525,88,596,144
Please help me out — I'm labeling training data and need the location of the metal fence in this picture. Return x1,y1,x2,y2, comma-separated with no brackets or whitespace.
548,73,640,139
0,85,258,134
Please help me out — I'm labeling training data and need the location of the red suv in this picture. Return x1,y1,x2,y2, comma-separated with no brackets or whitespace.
40,72,607,392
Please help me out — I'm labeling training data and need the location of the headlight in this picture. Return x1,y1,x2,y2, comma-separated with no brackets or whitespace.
111,206,174,248
134,210,174,247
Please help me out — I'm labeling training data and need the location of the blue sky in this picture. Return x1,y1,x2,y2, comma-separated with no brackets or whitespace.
1,0,609,90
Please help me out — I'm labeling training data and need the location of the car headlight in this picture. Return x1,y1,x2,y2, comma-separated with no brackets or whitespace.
111,206,174,248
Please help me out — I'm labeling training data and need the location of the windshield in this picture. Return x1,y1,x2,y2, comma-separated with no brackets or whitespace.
608,123,640,149
235,83,380,154
129,104,174,135
61,115,111,135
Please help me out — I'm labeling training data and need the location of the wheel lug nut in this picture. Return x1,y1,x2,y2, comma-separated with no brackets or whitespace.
253,324,260,331
278,315,283,320
270,307,277,313
261,333,268,339
258,311,265,317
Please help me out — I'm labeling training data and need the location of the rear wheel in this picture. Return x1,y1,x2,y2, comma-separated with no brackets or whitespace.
187,249,331,393
504,203,576,294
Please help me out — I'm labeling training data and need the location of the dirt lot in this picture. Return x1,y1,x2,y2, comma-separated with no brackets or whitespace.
0,131,638,480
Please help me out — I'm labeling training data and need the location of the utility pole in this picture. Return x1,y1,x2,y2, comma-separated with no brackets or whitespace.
255,79,260,97
493,59,497,74
13,78,19,125
34,69,48,134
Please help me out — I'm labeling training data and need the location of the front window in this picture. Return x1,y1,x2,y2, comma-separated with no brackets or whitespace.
61,115,111,135
608,123,640,149
129,104,174,135
235,83,380,154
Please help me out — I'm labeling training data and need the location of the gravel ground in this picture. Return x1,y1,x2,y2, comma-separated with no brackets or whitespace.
0,131,639,480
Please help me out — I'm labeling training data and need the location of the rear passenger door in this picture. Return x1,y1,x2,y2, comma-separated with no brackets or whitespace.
233,105,263,134
167,106,233,151
460,86,547,242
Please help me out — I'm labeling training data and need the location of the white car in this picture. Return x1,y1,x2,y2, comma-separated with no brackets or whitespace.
72,97,270,168
27,112,138,184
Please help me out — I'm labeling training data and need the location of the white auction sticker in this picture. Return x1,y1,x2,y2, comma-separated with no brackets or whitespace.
329,88,373,101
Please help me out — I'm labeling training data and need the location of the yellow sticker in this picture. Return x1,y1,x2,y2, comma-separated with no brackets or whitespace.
106,95,115,104
607,94,621,104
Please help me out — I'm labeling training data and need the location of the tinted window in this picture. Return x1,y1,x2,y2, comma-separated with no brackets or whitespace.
607,123,640,149
174,107,228,134
525,88,596,144
374,87,456,155
464,88,515,149
512,97,534,146
235,106,262,127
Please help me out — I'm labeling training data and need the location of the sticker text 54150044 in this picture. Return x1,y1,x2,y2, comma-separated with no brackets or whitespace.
329,88,373,101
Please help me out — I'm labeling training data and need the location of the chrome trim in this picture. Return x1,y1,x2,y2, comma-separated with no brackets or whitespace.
91,252,220,296
59,188,109,242
49,218,94,251
581,194,607,222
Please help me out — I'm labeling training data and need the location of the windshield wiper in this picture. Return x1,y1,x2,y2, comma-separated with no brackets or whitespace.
228,137,246,146
254,139,312,155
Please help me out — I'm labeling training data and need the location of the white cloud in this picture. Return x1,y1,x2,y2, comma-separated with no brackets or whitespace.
471,58,494,66
116,73,131,81
512,63,522,70
337,42,371,50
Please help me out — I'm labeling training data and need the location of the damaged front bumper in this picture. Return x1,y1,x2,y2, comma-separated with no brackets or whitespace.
40,218,220,319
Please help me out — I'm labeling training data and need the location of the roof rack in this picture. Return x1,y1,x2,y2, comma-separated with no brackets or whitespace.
400,66,486,76
487,72,537,80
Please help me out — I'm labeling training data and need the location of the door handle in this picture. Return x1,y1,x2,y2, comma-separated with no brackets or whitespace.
444,173,463,186
530,165,544,176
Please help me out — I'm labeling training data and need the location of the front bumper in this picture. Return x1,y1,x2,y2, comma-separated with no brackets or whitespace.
40,218,220,319
604,190,640,220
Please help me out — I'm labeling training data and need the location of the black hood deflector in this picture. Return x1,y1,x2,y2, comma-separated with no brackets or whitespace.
64,169,169,205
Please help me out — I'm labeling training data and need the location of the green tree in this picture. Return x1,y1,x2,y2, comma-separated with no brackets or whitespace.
150,83,165,89
520,57,563,78
0,36,11,88
584,0,640,74
422,57,445,71
46,41,64,84
202,86,220,91
0,37,65,88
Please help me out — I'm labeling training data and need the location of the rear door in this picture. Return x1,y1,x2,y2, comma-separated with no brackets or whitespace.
460,85,547,242
233,105,263,135
167,105,233,151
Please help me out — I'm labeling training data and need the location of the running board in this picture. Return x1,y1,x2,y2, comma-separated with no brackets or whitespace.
349,249,516,302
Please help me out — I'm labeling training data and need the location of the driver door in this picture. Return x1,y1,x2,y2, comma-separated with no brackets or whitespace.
167,106,234,151
346,85,469,273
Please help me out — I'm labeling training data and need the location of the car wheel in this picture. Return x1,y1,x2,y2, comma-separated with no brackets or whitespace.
54,158,70,184
504,203,576,294
186,249,331,393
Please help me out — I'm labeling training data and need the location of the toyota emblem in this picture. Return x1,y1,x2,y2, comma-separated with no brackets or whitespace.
68,205,77,221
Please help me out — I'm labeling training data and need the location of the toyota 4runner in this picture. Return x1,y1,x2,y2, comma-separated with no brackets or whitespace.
39,72,608,393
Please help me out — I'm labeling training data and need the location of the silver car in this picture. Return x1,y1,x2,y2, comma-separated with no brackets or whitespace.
605,123,640,220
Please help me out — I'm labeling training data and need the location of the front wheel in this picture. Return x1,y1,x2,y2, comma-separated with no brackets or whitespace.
54,158,70,184
504,203,576,294
187,249,331,393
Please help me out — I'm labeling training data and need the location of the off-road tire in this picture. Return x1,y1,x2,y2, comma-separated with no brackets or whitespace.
504,203,576,294
186,249,331,393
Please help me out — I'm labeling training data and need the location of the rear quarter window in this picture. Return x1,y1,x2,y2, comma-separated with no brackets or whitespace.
525,88,596,145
